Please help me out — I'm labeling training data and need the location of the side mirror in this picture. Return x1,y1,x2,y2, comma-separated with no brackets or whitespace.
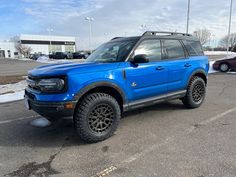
131,54,149,64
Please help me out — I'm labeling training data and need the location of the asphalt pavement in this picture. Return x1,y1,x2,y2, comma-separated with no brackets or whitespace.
0,59,45,76
0,73,236,177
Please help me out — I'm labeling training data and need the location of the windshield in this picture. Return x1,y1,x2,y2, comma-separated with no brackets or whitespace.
86,40,136,63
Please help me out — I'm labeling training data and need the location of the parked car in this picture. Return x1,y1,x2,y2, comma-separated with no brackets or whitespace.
213,57,236,72
30,53,47,60
72,52,87,59
50,52,73,59
25,31,209,143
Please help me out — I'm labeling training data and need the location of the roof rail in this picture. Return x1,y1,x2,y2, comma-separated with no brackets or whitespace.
142,31,192,37
110,37,123,40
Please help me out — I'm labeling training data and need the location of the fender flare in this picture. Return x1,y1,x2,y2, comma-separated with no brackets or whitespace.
187,69,208,86
73,81,127,104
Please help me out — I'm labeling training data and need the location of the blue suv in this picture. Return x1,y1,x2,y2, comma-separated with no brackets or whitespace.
25,31,209,143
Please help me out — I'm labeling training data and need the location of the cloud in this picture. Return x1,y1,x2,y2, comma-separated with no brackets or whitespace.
0,0,235,49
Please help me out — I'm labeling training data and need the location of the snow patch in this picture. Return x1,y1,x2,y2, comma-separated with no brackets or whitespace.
0,80,27,103
0,80,27,94
208,61,217,74
0,91,24,103
37,56,85,64
30,117,51,127
204,51,236,57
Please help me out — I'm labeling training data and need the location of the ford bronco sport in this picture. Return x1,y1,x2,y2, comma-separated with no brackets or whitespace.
25,31,209,143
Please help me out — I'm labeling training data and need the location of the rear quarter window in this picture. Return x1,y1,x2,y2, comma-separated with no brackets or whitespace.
182,40,204,56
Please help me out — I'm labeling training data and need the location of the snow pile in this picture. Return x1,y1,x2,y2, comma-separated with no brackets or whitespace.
204,51,236,57
37,56,86,64
36,56,51,63
208,61,217,74
0,80,26,94
11,58,32,61
0,80,27,103
0,91,25,103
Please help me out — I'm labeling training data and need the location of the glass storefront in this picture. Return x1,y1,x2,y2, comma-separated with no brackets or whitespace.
49,45,62,53
65,45,74,52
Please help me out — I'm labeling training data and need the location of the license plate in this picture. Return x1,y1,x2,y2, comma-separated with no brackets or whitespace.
24,98,30,110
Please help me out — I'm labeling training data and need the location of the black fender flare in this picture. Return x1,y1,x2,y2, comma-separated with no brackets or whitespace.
73,81,127,104
187,69,208,86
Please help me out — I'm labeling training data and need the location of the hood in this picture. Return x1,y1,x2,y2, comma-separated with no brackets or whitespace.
29,62,120,77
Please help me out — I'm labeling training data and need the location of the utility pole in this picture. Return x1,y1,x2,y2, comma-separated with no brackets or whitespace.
226,0,233,57
46,28,53,54
186,0,191,33
85,17,94,53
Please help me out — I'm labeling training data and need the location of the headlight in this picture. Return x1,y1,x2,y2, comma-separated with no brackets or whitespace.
38,78,65,92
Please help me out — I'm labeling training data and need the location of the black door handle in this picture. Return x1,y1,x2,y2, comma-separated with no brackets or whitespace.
184,63,192,67
156,66,165,70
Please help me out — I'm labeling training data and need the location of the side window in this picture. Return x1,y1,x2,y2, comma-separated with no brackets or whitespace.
134,39,162,62
182,40,204,56
162,40,185,59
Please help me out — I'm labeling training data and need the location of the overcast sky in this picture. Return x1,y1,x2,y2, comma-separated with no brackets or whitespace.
0,0,235,49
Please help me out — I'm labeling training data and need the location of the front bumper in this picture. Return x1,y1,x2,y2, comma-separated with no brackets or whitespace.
25,90,77,121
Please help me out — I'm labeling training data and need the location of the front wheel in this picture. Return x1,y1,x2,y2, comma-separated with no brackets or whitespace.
182,76,206,109
74,93,121,143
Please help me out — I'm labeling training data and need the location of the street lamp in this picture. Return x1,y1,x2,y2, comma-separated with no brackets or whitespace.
85,17,94,53
186,0,191,33
46,28,53,54
140,24,147,33
226,0,233,57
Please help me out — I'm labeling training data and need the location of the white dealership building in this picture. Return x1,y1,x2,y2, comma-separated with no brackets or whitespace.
0,34,76,58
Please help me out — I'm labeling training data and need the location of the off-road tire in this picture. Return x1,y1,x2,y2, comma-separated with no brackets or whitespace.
74,92,120,143
182,76,206,109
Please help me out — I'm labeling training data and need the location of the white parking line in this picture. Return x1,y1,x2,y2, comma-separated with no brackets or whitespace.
122,106,236,164
0,115,38,125
93,106,236,177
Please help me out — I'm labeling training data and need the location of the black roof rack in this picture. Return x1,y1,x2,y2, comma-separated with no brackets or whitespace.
142,31,192,37
110,37,124,40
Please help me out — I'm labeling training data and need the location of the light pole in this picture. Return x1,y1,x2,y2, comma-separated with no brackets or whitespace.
186,0,191,33
140,24,147,33
226,0,233,57
212,34,216,51
46,28,53,54
85,17,94,53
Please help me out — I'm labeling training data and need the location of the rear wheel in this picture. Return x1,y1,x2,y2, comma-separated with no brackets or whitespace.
182,76,206,109
220,63,230,72
74,92,120,143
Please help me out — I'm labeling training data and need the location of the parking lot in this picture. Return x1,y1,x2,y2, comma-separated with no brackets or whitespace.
0,73,236,177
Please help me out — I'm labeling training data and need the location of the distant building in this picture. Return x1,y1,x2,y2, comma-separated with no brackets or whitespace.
0,42,18,58
0,34,76,58
19,34,76,54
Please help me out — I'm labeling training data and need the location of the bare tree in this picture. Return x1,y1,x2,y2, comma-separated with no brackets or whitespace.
219,33,236,51
192,28,211,45
15,43,32,58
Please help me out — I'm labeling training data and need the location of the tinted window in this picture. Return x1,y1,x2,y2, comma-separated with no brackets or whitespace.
162,40,185,59
182,40,204,56
134,39,162,62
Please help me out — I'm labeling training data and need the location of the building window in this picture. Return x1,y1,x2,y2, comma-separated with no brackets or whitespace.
65,45,74,52
49,45,62,53
0,50,5,58
7,50,11,58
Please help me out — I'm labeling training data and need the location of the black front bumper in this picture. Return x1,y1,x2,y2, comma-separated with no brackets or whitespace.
25,94,77,121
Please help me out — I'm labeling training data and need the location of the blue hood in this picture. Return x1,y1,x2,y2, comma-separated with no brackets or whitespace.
29,62,120,77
